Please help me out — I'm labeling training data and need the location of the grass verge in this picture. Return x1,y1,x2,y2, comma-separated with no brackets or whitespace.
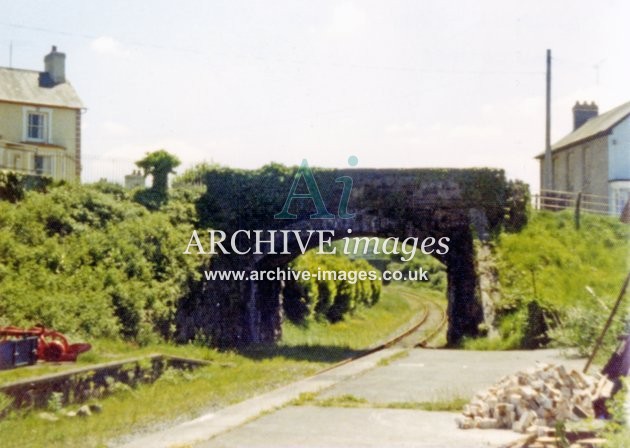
0,351,319,448
280,284,443,351
463,210,629,353
377,350,409,367
291,392,468,412
0,282,434,448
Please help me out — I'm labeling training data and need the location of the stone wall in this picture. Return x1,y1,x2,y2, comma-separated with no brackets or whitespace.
176,166,520,347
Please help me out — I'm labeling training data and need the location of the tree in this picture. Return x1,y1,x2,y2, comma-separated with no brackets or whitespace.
135,150,181,195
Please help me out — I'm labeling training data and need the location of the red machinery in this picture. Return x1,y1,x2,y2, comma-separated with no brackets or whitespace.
0,326,91,365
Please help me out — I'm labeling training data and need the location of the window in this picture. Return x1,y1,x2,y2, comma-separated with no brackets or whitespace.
34,155,53,176
27,112,47,141
23,107,52,143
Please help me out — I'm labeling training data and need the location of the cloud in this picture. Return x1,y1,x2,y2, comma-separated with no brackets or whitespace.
102,120,130,136
389,120,502,143
516,96,544,118
385,122,418,134
451,124,503,139
90,36,130,57
95,138,223,168
328,3,366,35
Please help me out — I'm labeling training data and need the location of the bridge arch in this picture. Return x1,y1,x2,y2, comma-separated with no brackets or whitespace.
175,165,524,348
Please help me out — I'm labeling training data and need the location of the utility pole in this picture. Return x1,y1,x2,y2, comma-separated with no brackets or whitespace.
543,49,553,192
9,40,13,68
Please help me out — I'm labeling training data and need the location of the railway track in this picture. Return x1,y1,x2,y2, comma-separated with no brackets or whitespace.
115,290,450,448
414,298,448,347
385,289,447,349
0,287,447,415
313,288,448,376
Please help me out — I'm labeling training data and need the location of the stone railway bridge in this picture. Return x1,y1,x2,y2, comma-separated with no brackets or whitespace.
176,165,525,347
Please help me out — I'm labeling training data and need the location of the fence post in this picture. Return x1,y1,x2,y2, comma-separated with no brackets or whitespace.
584,271,630,373
574,191,582,230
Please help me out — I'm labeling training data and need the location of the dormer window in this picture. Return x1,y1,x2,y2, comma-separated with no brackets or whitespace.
23,107,52,143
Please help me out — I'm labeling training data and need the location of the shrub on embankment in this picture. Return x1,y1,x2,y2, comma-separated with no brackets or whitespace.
474,210,629,354
0,183,201,343
0,178,381,345
283,250,382,323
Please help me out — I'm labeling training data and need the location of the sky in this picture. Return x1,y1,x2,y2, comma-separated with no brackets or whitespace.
1,0,629,192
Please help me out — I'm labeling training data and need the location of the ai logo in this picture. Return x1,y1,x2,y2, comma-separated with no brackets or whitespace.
274,158,356,220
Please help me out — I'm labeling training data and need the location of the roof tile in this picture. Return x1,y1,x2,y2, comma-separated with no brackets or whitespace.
0,67,83,109
552,101,630,151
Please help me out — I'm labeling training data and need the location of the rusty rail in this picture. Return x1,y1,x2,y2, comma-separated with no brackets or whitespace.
415,298,448,347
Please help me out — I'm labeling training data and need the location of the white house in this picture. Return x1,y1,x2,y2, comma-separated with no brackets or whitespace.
537,100,630,215
0,46,84,182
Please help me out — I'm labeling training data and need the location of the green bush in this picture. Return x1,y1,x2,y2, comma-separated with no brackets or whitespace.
0,172,51,203
397,254,446,292
546,301,626,357
284,251,381,324
0,184,201,342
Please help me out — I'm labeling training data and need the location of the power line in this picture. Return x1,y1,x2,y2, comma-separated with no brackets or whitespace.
0,21,544,76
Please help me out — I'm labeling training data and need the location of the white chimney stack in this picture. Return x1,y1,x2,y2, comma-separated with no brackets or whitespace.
44,45,66,85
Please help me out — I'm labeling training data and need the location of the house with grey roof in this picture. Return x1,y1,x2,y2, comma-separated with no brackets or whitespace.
0,46,84,182
536,100,630,215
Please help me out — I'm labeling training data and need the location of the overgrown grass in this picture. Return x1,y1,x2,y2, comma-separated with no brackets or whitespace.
497,210,628,310
291,392,468,412
377,350,409,367
0,283,432,448
384,397,468,412
468,210,629,353
313,394,369,408
0,353,319,448
280,284,442,350
460,334,519,351
605,427,630,448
